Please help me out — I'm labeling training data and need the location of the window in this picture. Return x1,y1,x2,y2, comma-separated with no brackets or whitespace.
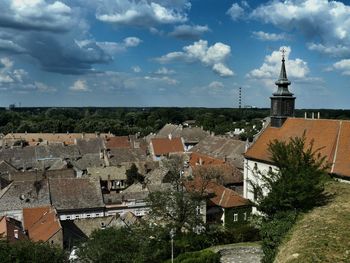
269,166,273,173
234,213,238,222
66,216,71,220
244,212,247,221
14,229,18,239
254,163,258,170
196,205,201,215
86,214,91,218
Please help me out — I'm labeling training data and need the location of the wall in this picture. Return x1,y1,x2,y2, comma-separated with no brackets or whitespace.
224,206,252,229
59,209,105,221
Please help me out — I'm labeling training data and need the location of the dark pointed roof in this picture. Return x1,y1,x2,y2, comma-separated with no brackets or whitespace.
273,53,293,96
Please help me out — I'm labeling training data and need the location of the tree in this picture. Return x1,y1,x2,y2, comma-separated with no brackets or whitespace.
126,163,144,185
146,156,204,233
0,240,66,263
251,134,330,263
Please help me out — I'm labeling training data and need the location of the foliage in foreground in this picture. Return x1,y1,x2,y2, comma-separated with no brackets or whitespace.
77,223,260,263
0,240,66,263
251,135,330,263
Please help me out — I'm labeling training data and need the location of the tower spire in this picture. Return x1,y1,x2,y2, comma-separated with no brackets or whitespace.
270,48,296,128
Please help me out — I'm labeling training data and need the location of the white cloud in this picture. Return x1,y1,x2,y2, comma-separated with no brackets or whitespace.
78,36,142,56
169,24,210,40
0,39,26,53
156,40,234,77
251,0,350,57
69,79,90,92
123,37,142,47
332,59,350,75
155,67,176,75
144,76,178,85
226,3,245,20
96,1,189,27
132,66,141,73
252,31,286,41
35,81,57,93
208,81,224,89
1,0,73,32
247,46,311,84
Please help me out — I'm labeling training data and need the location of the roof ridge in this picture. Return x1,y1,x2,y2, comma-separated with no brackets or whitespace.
331,121,342,173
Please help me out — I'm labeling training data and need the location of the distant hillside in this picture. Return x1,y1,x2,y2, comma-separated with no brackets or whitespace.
275,181,350,263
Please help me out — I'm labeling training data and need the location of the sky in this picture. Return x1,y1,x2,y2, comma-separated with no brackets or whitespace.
0,0,350,108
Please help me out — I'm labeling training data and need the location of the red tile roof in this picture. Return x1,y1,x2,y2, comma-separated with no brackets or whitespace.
151,137,184,156
23,206,61,242
245,118,350,177
186,178,249,208
106,136,131,149
189,152,225,167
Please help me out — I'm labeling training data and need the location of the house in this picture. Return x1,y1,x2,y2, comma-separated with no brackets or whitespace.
23,206,63,247
243,52,350,206
2,132,114,146
49,178,105,221
186,178,251,228
190,136,246,170
104,183,150,217
156,124,209,151
0,216,27,243
87,166,127,192
76,138,105,155
150,137,184,160
0,180,51,221
105,136,131,149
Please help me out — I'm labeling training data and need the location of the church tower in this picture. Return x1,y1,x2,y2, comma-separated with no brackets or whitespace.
270,49,295,127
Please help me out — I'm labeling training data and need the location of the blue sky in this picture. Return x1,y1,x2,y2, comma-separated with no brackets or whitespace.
0,0,350,108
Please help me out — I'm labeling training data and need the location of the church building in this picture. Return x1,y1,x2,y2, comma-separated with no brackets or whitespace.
243,52,350,203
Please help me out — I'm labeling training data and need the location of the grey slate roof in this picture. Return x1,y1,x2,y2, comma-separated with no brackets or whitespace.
0,180,51,212
108,148,147,166
156,124,209,143
49,178,104,211
190,136,245,169
87,166,127,180
70,153,105,170
35,145,80,159
76,138,104,155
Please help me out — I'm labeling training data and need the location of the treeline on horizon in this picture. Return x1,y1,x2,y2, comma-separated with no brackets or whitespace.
0,107,349,136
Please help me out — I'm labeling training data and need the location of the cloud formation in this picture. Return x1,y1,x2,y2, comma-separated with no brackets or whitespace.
96,0,190,27
156,40,234,77
70,79,90,92
251,0,350,57
169,24,210,40
0,0,73,32
226,3,245,20
332,59,350,75
252,31,287,41
247,46,311,85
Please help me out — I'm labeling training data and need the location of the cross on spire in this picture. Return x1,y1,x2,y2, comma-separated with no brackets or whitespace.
281,48,286,60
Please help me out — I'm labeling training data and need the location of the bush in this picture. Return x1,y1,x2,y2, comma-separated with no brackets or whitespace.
165,250,220,263
0,240,66,263
260,211,298,263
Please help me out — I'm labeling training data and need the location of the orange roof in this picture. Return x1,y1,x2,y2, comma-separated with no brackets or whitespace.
245,118,350,177
106,136,131,149
189,152,225,167
186,178,249,208
4,133,113,145
23,206,61,242
151,137,184,156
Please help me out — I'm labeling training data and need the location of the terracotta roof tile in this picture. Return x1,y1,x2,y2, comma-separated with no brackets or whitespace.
186,178,249,208
151,137,184,156
245,118,350,177
106,136,131,149
189,152,224,166
23,206,61,242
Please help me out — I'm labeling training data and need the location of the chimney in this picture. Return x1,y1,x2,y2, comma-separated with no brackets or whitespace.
82,132,85,139
168,133,172,140
304,112,307,119
99,150,104,159
312,112,315,119
317,112,320,119
199,158,203,165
